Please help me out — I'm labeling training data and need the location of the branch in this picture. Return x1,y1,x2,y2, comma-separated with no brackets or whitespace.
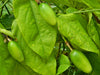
0,28,15,39
62,36,73,51
1,0,10,15
0,0,8,8
4,4,11,15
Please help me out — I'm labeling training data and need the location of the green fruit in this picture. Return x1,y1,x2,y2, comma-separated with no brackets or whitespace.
39,3,57,25
70,50,92,73
8,41,24,62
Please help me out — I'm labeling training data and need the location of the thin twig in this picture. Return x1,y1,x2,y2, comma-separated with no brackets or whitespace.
65,41,73,51
1,0,11,15
62,36,73,51
0,1,7,17
71,9,100,23
7,37,11,41
93,13,100,23
72,9,100,14
4,4,11,15
0,0,8,8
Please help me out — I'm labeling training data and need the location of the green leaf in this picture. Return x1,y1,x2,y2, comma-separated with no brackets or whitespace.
66,10,88,30
56,54,70,75
87,13,100,49
13,0,57,74
0,31,11,75
15,29,56,75
0,14,15,29
57,13,99,54
13,0,57,59
0,24,38,75
0,23,5,28
0,24,40,75
85,53,100,75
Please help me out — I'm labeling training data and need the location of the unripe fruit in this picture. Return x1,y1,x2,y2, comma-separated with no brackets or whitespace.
70,50,92,73
39,3,57,25
8,41,24,62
